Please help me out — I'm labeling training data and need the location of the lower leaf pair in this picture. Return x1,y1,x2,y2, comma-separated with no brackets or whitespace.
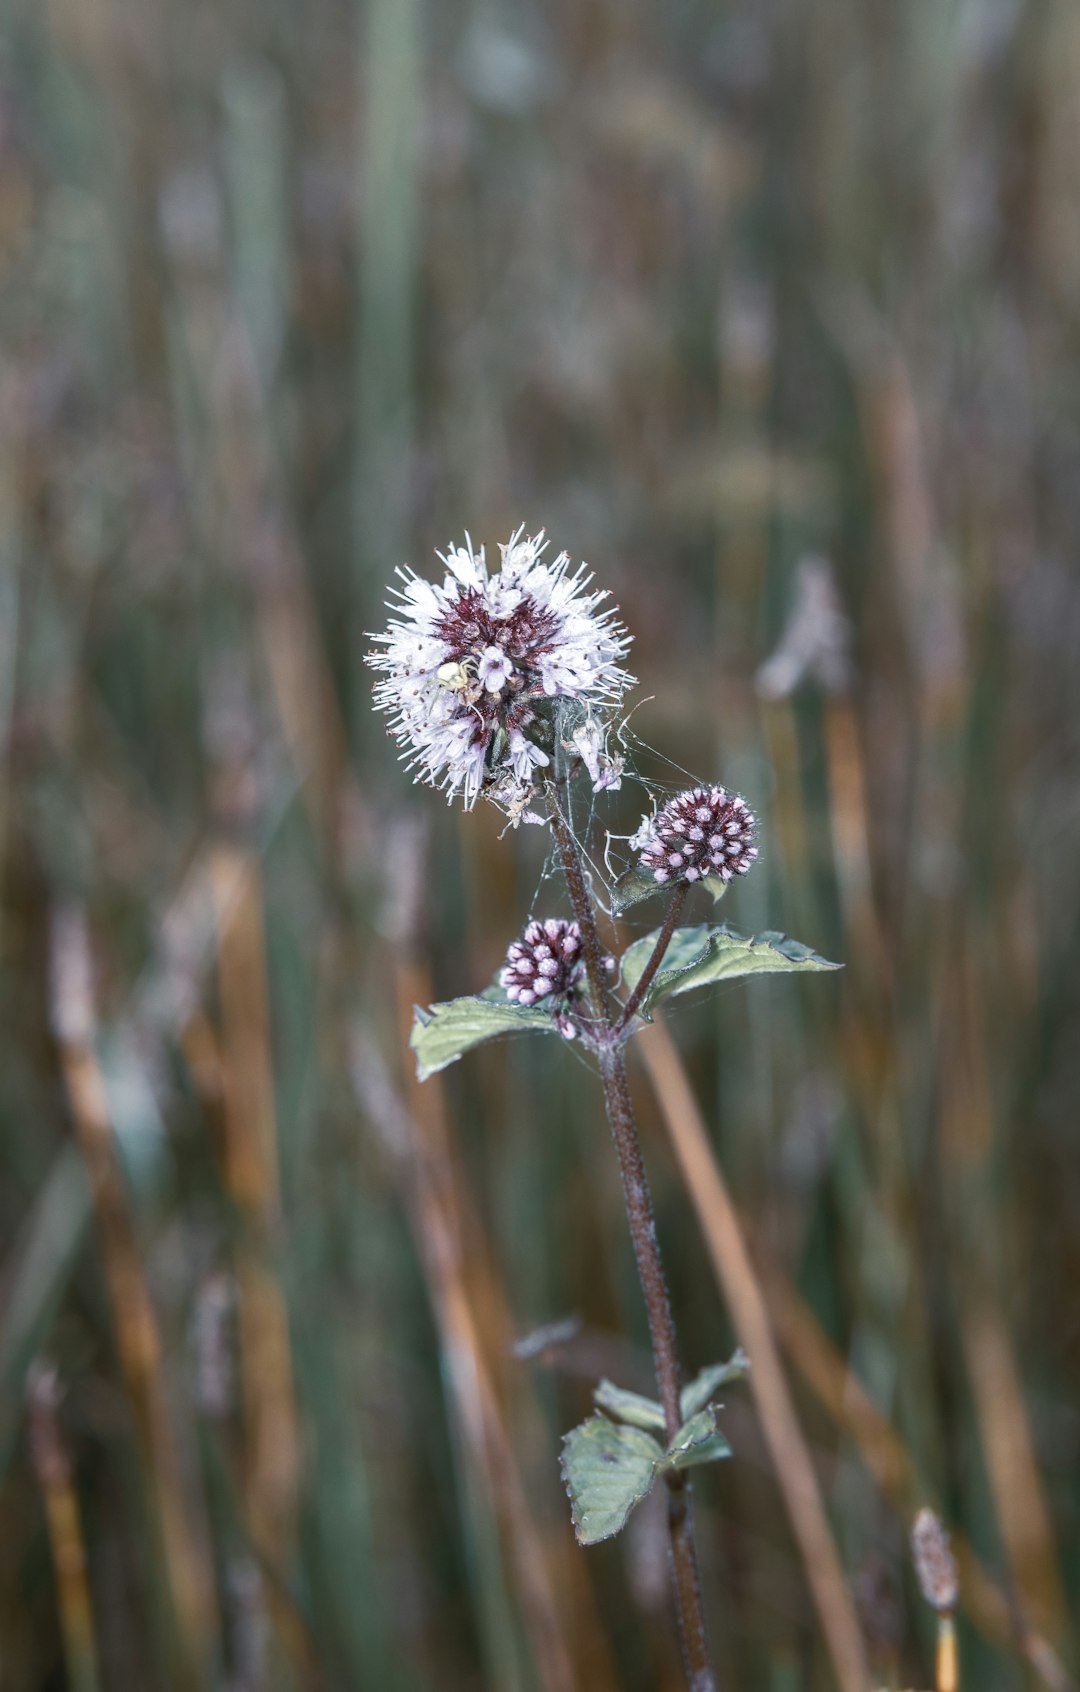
561,1351,748,1546
410,922,839,1079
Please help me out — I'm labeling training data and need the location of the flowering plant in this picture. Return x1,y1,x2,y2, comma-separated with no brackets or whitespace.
369,531,839,1691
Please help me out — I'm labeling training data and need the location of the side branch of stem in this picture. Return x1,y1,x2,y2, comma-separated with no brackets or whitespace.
615,883,688,1036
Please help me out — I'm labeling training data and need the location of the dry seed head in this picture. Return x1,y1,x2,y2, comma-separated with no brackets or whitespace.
911,1508,958,1613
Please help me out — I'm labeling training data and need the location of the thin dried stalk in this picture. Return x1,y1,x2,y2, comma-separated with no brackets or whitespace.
763,1256,1077,1692
365,965,583,1692
911,1510,958,1692
940,935,1072,1655
961,1304,1069,1648
26,1364,102,1692
211,848,299,1568
400,1031,622,1685
49,908,213,1691
822,696,892,1000
636,1015,869,1692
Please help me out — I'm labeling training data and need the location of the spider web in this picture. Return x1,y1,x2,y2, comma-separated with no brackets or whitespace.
524,698,704,927
493,699,710,1063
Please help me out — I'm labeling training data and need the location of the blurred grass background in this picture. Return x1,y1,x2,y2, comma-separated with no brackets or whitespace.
1,0,1079,1687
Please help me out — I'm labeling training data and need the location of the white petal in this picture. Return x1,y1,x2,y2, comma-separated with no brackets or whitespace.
478,646,513,691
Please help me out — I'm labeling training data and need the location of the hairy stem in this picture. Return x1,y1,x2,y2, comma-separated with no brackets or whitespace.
545,785,716,1692
615,883,688,1036
545,784,613,1019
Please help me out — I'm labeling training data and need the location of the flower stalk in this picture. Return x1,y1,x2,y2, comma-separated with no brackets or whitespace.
546,784,716,1692
912,1508,959,1692
615,882,689,1037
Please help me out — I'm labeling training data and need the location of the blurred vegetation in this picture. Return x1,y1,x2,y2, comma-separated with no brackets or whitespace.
1,0,1079,1688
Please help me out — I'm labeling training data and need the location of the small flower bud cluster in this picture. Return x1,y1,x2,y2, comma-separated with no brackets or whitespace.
501,919,585,1008
911,1508,958,1613
638,785,757,886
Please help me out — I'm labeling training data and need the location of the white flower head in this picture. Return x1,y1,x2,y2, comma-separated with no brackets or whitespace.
368,527,634,817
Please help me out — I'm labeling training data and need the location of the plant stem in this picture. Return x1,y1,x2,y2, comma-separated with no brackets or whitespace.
545,785,716,1692
598,1043,714,1692
545,784,613,1020
595,1043,682,1434
615,883,688,1036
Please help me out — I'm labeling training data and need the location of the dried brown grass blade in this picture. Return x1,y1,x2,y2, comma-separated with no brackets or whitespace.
763,1262,1077,1690
211,848,300,1566
49,907,214,1690
941,936,1073,1658
350,965,593,1692
961,1303,1070,1649
636,1016,870,1692
26,1363,102,1692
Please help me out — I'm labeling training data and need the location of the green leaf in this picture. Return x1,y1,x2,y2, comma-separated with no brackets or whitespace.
620,924,841,1020
612,856,731,915
592,1352,749,1434
680,1349,750,1420
409,995,560,1080
700,875,731,905
593,1378,667,1433
610,861,665,915
560,1414,663,1545
659,1407,732,1473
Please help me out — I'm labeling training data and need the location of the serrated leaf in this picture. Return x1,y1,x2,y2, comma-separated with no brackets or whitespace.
410,995,560,1080
560,1415,663,1545
621,925,713,992
593,1378,667,1432
620,924,841,1020
659,1407,733,1474
680,1349,750,1419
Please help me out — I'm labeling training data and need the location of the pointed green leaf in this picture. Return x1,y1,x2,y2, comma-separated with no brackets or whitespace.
620,924,841,1020
560,1415,663,1545
680,1349,750,1420
701,875,732,905
659,1407,733,1474
614,866,732,916
621,925,713,993
593,1378,667,1433
410,995,560,1080
610,862,665,915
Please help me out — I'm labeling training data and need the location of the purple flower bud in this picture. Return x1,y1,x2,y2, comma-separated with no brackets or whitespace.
500,918,587,1017
637,786,758,888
